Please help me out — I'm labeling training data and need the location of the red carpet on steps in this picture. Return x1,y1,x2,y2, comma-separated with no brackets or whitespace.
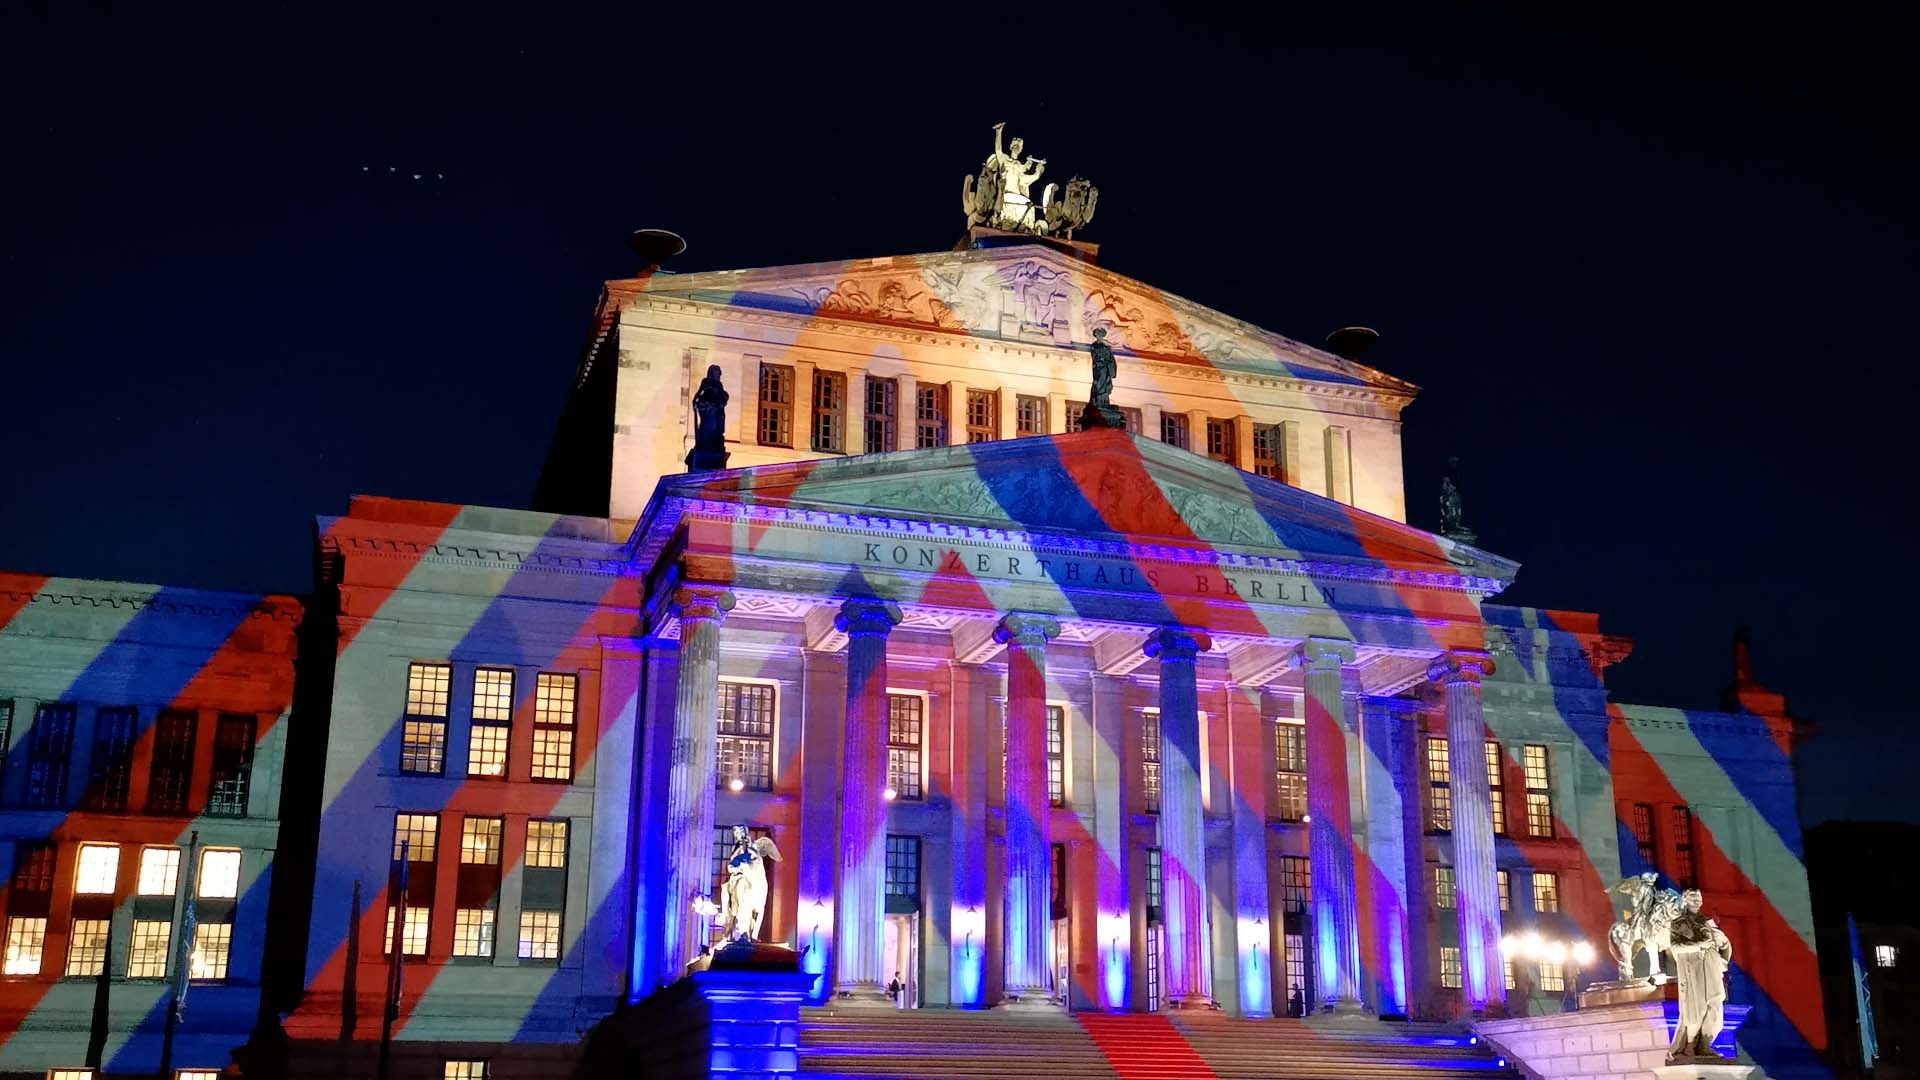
1076,1013,1221,1080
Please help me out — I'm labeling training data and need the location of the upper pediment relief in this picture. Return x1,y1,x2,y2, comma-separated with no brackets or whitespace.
623,245,1415,398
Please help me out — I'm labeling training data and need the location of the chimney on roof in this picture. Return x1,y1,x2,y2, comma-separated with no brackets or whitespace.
1324,326,1380,361
628,228,687,275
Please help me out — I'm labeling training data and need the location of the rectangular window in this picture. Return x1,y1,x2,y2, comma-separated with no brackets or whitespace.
453,908,495,958
1426,735,1453,831
530,672,577,781
1532,871,1561,913
1065,400,1087,434
1672,806,1695,887
86,706,137,811
964,388,998,443
1285,932,1308,1014
1205,417,1236,465
518,910,561,960
468,668,513,777
402,662,452,775
66,918,109,978
1440,945,1463,989
864,376,897,453
1015,394,1047,436
207,714,256,816
14,843,56,895
886,694,923,801
1875,944,1898,968
1160,411,1190,450
139,847,180,896
1538,960,1567,992
1121,406,1143,435
1631,803,1656,868
128,919,171,978
26,703,77,807
1279,855,1311,915
717,681,774,791
1273,719,1307,822
885,834,921,911
1046,704,1066,808
462,817,503,865
1325,425,1352,503
812,370,846,452
407,661,452,716
1486,741,1507,836
189,921,232,980
1505,956,1517,991
1497,869,1511,912
526,821,569,869
48,1071,94,1080
1434,865,1456,909
1523,745,1554,838
384,906,429,957
1140,710,1162,815
1144,847,1164,923
198,849,242,899
915,384,948,448
757,363,794,447
444,1062,491,1080
74,844,120,895
393,813,439,862
1252,423,1279,479
3,917,46,975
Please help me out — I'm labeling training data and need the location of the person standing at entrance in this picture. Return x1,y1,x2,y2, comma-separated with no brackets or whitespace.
888,973,904,1008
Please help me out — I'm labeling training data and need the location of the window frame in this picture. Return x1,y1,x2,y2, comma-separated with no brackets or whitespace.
468,668,514,778
530,672,578,782
716,679,775,792
1015,394,1048,436
1273,717,1307,822
1523,744,1554,838
964,388,999,443
864,376,897,453
1205,417,1236,465
812,369,846,453
886,692,924,801
915,383,948,448
401,662,451,777
1425,735,1453,832
757,362,795,447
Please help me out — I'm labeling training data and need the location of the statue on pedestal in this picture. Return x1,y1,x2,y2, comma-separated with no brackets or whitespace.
1078,328,1128,430
686,364,731,472
718,825,782,944
961,124,1098,239
1667,888,1735,1063
1438,456,1477,544
1607,871,1683,982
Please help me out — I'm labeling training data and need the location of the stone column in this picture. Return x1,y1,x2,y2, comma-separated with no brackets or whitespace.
998,613,1062,1007
1145,627,1212,1009
660,584,734,983
1295,636,1362,1012
834,597,903,1001
1432,649,1504,1013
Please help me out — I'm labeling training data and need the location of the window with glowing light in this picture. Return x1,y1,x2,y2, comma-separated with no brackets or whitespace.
1046,704,1066,807
1279,856,1311,915
1523,745,1554,837
1875,945,1897,968
518,911,561,960
1497,869,1512,912
462,817,503,865
1273,719,1307,822
198,849,242,899
1140,710,1162,814
526,820,568,869
1486,741,1507,836
207,713,256,816
1440,945,1462,989
444,1063,491,1080
190,922,232,980
468,668,513,777
128,920,171,978
74,844,120,895
717,680,774,791
385,906,429,957
1532,871,1561,913
402,662,451,775
66,919,109,977
1504,956,1517,991
3,917,46,975
1538,960,1566,992
1426,736,1452,831
1434,865,1456,909
453,907,495,958
885,835,921,913
886,694,923,800
530,673,577,781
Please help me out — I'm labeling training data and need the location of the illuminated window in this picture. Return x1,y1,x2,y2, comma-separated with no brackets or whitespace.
403,662,451,776
189,922,231,980
25,703,76,808
452,908,495,958
1497,869,1511,912
207,714,256,816
1875,945,1898,968
462,818,503,865
885,834,921,910
1524,745,1554,837
531,673,577,781
66,918,109,977
1324,426,1352,504
1671,806,1696,887
444,1063,491,1080
138,847,180,896
717,681,773,791
1533,871,1560,913
1486,741,1507,836
1434,866,1456,908
1140,710,1161,814
1426,736,1452,831
1144,847,1163,923
1046,704,1066,808
86,706,136,811
48,1071,94,1080
469,669,513,777
1205,417,1236,465
1538,960,1567,992
194,849,240,900
179,1072,222,1080
864,376,897,453
4,917,46,974
915,384,948,448
1160,412,1189,450
964,388,998,443
526,821,568,869
384,907,429,957
148,709,196,814
406,661,451,716
886,694,923,800
1273,719,1307,821
128,920,170,978
1285,932,1308,1014
74,844,120,895
812,370,846,452
401,720,445,775
518,910,561,960
1504,956,1517,991
1440,945,1462,989
1278,855,1311,915
757,362,794,447
1015,394,1048,436
393,814,439,862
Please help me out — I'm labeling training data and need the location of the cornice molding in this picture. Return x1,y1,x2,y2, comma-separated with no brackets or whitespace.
0,587,301,625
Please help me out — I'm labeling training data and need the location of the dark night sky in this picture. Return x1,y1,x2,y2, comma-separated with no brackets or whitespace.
3,4,1914,824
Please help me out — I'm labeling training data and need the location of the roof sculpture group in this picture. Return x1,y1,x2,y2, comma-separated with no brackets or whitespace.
961,123,1098,240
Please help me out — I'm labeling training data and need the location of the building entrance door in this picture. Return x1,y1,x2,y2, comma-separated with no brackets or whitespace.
1052,916,1071,1006
882,912,920,1008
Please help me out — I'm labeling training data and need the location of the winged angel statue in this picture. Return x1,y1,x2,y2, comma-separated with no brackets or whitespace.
961,123,1098,239
719,824,782,943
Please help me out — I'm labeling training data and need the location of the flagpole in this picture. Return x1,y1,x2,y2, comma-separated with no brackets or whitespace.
377,841,408,1080
340,879,362,1042
159,830,199,1079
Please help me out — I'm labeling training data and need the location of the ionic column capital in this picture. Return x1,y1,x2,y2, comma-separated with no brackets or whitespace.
994,612,1061,651
1429,648,1495,687
1290,636,1356,674
835,596,903,638
672,584,736,624
1143,626,1211,664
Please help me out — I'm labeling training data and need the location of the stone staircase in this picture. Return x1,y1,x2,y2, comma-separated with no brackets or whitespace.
799,1007,1519,1080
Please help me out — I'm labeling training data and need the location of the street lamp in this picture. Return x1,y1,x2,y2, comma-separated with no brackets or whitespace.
1501,931,1595,1012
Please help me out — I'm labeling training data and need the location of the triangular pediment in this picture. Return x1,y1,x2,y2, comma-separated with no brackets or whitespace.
616,244,1415,399
644,429,1514,586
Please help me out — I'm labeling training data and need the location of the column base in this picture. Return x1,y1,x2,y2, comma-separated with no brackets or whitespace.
833,983,896,1009
1303,1000,1381,1031
994,991,1064,1011
1167,993,1219,1011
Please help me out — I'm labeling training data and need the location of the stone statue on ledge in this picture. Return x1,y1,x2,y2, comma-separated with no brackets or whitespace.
686,364,730,472
1078,328,1127,430
1438,456,1476,544
1667,888,1735,1064
1608,871,1683,983
718,824,782,944
961,123,1098,239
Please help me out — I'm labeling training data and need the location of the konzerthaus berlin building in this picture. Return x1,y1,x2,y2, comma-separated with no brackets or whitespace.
266,211,1829,1078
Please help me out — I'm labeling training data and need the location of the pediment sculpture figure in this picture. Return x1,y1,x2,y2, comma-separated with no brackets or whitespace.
1667,888,1736,1063
718,824,782,943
